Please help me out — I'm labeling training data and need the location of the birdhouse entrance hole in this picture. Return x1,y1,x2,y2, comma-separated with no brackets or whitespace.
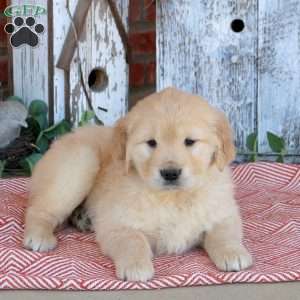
88,68,109,92
231,19,245,33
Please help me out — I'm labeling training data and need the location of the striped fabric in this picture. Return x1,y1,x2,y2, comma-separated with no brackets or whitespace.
0,162,300,290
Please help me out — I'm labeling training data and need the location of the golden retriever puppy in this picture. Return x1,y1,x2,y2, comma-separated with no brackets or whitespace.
24,87,252,281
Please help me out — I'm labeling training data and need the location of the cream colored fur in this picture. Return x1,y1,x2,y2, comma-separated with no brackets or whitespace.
24,87,252,281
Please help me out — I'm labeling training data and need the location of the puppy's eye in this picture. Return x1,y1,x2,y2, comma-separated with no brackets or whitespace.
185,138,196,146
147,139,157,148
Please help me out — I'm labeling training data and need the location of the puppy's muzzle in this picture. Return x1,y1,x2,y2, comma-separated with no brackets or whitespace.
160,168,182,183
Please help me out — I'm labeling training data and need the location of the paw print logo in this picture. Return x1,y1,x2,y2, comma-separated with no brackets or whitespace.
4,17,44,48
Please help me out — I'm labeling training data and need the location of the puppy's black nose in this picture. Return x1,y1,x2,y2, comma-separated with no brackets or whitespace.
160,168,182,182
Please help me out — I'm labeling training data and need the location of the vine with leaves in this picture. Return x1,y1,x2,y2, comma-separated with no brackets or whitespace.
246,132,286,163
0,97,95,178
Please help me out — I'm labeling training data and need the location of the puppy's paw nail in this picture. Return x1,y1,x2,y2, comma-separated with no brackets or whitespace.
24,231,57,252
210,245,253,272
116,258,154,282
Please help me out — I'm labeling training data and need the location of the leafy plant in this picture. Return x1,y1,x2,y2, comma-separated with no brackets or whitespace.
1,96,99,177
19,154,43,175
266,131,286,163
36,120,72,154
245,131,286,163
79,110,95,127
24,110,72,174
28,100,48,131
246,132,258,162
1,98,72,177
0,161,6,177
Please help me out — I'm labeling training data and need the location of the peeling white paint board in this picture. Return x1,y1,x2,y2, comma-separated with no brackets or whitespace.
258,0,300,155
69,0,128,126
52,0,77,122
11,0,48,108
157,0,258,152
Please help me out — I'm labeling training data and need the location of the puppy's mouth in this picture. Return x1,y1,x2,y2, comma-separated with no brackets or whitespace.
150,178,183,190
162,181,181,189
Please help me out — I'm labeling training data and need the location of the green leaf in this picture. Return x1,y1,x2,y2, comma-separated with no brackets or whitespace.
28,100,48,116
33,114,48,131
6,96,24,104
19,153,43,175
267,132,285,153
35,133,49,153
276,155,284,163
246,133,258,152
28,100,48,131
24,117,42,138
0,161,6,177
79,110,95,127
249,154,257,162
43,120,71,139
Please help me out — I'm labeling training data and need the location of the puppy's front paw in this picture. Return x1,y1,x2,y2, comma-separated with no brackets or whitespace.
116,257,154,282
24,229,57,252
209,244,252,272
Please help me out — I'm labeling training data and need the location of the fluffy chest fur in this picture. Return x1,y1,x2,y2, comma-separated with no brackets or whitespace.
88,163,236,256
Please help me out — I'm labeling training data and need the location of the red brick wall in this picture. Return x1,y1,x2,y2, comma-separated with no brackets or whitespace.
128,0,156,108
0,0,9,99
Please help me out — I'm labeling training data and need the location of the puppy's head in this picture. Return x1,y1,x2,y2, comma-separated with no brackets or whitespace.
114,87,235,190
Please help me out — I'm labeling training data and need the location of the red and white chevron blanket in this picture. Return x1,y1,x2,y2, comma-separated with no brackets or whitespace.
1,162,300,290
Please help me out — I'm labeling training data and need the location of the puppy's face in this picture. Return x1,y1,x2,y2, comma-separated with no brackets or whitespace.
118,88,235,191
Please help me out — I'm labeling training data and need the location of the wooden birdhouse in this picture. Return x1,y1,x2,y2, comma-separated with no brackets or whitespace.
9,0,129,125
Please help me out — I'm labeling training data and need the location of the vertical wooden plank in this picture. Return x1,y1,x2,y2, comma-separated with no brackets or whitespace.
47,0,54,123
157,0,258,152
11,0,49,108
258,0,300,155
69,1,92,124
69,0,128,126
52,0,77,123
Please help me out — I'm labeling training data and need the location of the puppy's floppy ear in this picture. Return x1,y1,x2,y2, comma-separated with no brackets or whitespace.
111,116,131,173
214,112,236,171
111,117,127,160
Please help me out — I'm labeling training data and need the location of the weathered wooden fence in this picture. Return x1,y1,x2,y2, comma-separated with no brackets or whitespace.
10,0,300,158
157,0,300,157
